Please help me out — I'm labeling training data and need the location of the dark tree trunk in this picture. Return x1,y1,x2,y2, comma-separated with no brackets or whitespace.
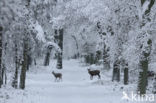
0,26,3,88
112,60,120,82
34,59,37,65
137,0,155,95
1,64,7,86
103,43,110,70
57,52,62,69
20,39,28,89
5,72,7,85
138,39,152,95
12,63,18,88
44,45,52,66
27,54,32,70
2,64,4,85
56,29,63,69
153,78,156,94
44,51,50,66
138,59,148,94
2,43,7,86
12,41,19,88
124,63,129,85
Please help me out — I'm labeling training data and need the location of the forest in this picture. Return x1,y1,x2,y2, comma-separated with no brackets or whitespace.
0,0,156,103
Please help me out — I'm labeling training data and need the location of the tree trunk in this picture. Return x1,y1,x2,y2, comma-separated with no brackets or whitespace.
1,64,7,86
138,59,148,94
2,64,4,85
137,0,155,95
56,29,63,69
103,43,110,70
12,63,18,88
34,59,37,65
124,63,128,85
0,26,3,88
27,53,32,70
5,72,7,85
19,40,28,89
44,46,52,66
153,78,156,94
44,51,50,66
138,39,152,95
57,52,62,69
12,41,19,88
112,60,120,82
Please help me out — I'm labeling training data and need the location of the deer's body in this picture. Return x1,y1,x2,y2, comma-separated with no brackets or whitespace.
52,71,62,82
88,69,101,80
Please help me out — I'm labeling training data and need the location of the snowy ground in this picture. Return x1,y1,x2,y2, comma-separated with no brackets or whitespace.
0,59,155,103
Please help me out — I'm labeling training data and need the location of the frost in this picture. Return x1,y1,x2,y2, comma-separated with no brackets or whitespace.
34,21,46,42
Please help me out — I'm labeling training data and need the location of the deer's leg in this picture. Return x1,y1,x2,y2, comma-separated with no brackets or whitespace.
90,75,93,80
98,74,101,79
55,78,57,82
57,78,59,82
59,77,61,82
60,77,62,82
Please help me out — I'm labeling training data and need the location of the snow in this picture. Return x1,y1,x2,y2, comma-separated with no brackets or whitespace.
142,0,150,16
1,59,154,103
34,21,46,42
45,42,61,52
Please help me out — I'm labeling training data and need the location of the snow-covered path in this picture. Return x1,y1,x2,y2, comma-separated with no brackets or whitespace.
1,60,140,103
25,60,124,103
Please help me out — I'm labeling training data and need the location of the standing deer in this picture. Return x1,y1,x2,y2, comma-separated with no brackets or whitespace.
87,69,101,80
52,71,62,82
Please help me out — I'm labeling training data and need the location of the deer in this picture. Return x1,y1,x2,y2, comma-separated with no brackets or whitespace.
87,69,101,80
52,71,62,82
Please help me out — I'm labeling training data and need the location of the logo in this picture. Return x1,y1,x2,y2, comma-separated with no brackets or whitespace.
122,91,155,102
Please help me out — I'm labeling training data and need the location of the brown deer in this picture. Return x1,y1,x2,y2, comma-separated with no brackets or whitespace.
87,69,101,80
52,71,62,82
